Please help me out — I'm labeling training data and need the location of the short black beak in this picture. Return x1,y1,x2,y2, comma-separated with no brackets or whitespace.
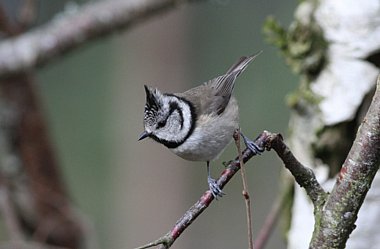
138,130,150,141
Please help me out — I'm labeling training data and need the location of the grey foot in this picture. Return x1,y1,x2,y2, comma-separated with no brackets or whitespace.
240,132,265,155
208,177,225,199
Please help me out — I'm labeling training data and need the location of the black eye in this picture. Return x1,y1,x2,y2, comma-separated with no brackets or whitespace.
156,119,167,129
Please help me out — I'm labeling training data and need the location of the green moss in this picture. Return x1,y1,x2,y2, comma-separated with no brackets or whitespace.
285,75,323,112
263,7,327,110
263,16,288,51
263,11,327,80
286,86,321,108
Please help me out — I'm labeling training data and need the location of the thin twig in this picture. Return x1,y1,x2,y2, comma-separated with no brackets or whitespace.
136,71,379,249
136,129,330,249
134,132,270,249
234,129,254,249
136,130,328,249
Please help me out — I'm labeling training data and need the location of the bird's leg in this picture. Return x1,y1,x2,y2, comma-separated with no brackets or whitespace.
207,161,225,199
240,132,265,155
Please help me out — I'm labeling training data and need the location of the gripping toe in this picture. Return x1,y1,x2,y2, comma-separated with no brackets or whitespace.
240,132,264,155
208,177,225,199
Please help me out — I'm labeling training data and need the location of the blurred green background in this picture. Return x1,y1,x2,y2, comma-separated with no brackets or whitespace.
7,0,298,248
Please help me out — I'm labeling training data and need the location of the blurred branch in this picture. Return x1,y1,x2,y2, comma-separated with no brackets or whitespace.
255,178,293,249
0,0,205,248
0,74,84,248
0,175,25,241
0,5,19,35
18,0,38,29
310,75,380,248
0,4,86,246
0,0,37,36
0,0,204,79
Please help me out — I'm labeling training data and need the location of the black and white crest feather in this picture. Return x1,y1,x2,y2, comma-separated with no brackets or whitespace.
142,85,196,149
144,85,160,112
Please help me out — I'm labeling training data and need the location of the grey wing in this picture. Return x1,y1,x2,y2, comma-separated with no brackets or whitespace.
179,51,261,116
204,51,262,114
205,74,238,115
177,84,225,116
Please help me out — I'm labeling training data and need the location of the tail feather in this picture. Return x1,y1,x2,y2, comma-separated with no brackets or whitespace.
225,50,262,75
212,50,262,97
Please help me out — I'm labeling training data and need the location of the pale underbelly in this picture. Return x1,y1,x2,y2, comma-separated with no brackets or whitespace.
170,123,237,161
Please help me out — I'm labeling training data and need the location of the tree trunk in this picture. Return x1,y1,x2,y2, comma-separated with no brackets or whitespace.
265,0,380,248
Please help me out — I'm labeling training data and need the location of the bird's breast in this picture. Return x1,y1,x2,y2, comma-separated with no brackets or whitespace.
170,97,239,161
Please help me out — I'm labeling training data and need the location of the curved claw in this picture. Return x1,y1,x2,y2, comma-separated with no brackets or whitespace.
208,177,225,199
240,132,264,155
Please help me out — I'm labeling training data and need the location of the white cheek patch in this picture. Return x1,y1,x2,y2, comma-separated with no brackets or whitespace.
176,99,192,140
155,96,193,144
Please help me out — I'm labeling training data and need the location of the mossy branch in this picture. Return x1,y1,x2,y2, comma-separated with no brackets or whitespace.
309,76,380,248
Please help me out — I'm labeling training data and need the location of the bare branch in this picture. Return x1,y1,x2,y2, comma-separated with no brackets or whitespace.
134,128,330,249
310,76,380,248
135,129,329,249
0,0,204,79
134,132,270,249
264,132,327,209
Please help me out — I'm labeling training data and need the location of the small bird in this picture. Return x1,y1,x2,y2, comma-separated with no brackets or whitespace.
139,52,263,198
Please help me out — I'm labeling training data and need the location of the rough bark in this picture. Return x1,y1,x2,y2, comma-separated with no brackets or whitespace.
264,0,380,248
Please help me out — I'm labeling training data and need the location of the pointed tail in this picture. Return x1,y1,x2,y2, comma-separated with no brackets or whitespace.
225,50,262,75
